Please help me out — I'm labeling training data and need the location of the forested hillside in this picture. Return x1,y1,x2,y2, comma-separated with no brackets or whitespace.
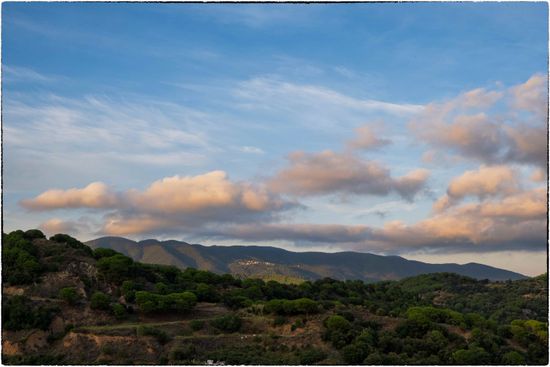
2,230,548,365
86,236,526,282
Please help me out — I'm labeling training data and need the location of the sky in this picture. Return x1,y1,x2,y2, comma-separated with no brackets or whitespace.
2,2,548,276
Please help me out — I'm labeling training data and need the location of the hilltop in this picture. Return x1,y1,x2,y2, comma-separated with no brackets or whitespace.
2,230,547,365
86,236,526,283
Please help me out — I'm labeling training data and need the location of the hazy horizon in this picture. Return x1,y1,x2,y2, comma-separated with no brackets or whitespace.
3,2,548,276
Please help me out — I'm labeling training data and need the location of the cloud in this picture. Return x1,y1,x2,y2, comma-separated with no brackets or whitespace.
22,171,299,236
39,218,91,237
503,124,547,168
21,182,118,210
530,168,546,182
447,165,519,198
433,165,521,212
234,77,423,133
197,186,546,254
3,94,215,192
3,65,56,83
239,146,265,154
511,74,547,117
369,187,547,253
202,223,372,244
347,124,391,150
460,88,503,109
268,150,429,200
410,74,547,168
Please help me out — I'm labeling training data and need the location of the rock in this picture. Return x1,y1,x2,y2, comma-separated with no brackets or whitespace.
25,330,49,352
2,340,22,356
49,316,65,334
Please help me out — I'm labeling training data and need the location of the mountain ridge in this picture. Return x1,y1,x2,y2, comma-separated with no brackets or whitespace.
85,236,526,282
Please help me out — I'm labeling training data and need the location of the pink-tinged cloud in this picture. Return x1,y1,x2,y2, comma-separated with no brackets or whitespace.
125,171,286,214
530,168,546,182
23,171,300,236
200,186,546,254
460,88,503,109
268,150,429,200
347,124,391,150
447,165,519,199
434,165,524,212
369,187,547,252
39,218,90,237
21,182,118,210
410,74,547,168
511,74,547,117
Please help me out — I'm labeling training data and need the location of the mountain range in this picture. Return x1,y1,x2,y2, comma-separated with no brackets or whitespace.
86,237,526,282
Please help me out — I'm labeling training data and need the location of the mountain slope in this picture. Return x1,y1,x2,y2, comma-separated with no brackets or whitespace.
86,237,526,282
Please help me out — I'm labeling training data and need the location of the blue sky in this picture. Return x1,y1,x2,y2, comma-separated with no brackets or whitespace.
2,2,548,275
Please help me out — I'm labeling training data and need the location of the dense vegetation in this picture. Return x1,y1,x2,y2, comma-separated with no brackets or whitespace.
2,229,548,365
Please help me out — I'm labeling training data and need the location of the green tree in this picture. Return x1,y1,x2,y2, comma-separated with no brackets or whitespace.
97,254,134,283
111,303,127,320
90,291,111,310
58,287,80,305
502,351,525,365
325,315,351,332
210,314,242,333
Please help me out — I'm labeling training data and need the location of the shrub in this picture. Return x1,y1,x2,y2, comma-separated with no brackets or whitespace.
299,348,327,364
121,280,138,303
58,287,80,305
97,254,134,283
170,344,196,361
273,315,287,326
93,248,120,259
210,314,242,333
49,233,93,257
135,291,197,314
264,298,319,315
24,229,46,240
190,320,205,331
90,291,111,310
502,351,525,365
2,296,59,331
137,326,171,344
2,231,42,285
325,315,351,332
112,303,127,320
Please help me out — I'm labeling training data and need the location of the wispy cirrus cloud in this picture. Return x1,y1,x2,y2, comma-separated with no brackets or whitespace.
234,77,423,133
3,93,217,192
3,65,57,83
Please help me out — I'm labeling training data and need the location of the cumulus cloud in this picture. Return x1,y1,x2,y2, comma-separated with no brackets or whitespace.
369,187,547,253
347,124,391,150
22,171,299,236
39,218,91,237
198,186,546,254
530,168,546,182
511,74,547,117
21,182,118,210
268,150,429,200
447,165,519,199
433,165,522,212
411,74,547,168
